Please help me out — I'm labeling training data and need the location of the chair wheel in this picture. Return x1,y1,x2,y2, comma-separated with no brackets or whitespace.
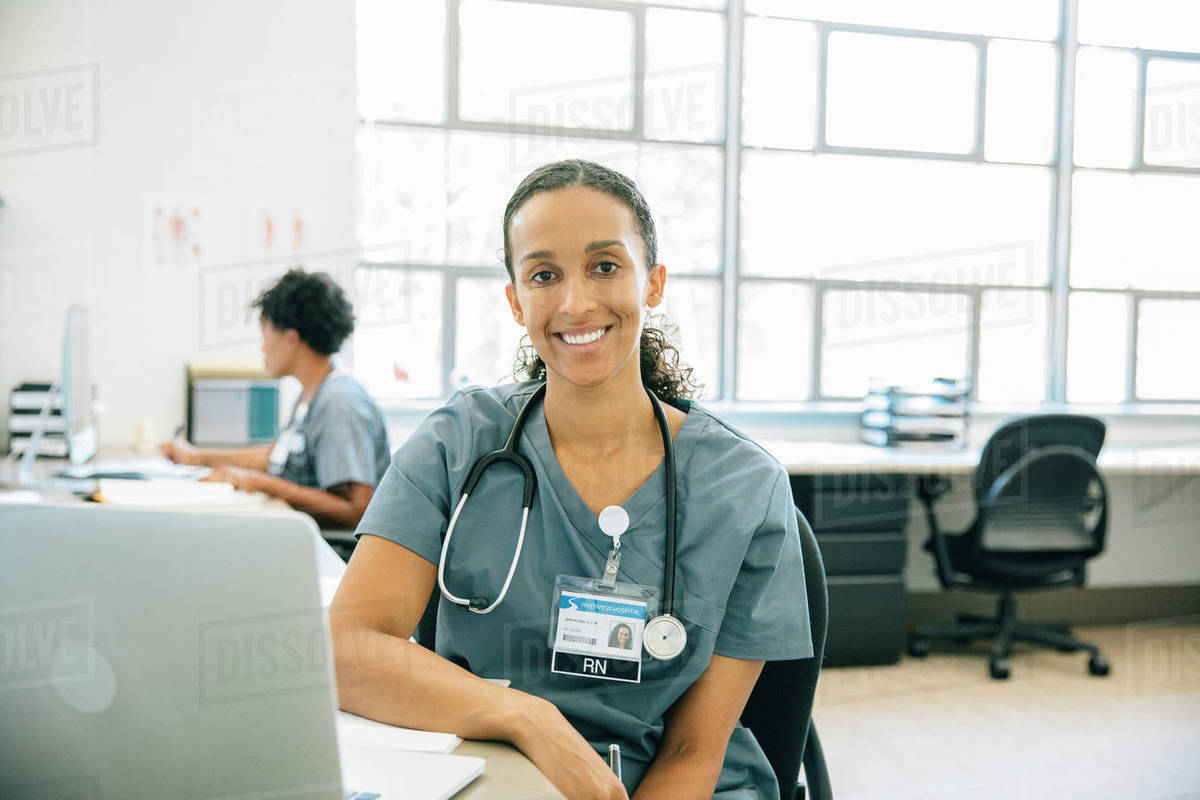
907,637,930,657
989,657,1011,680
1088,655,1110,676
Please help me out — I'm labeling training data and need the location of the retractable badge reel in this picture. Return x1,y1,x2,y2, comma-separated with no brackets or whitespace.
267,402,308,476
599,506,686,661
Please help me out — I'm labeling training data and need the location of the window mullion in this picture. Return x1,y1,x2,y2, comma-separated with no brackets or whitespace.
1048,0,1079,404
814,23,830,149
632,3,646,140
1127,293,1140,402
441,272,457,398
810,283,824,400
721,0,744,402
1133,50,1148,169
972,37,987,157
968,288,983,401
446,0,460,125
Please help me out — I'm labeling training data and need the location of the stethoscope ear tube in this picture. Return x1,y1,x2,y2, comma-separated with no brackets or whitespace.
461,449,535,506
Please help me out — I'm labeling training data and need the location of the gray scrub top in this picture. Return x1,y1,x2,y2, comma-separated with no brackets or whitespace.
278,372,391,490
356,381,813,799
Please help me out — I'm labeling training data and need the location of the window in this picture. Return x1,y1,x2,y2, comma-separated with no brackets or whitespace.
1069,1,1200,403
733,7,1057,401
354,0,1200,406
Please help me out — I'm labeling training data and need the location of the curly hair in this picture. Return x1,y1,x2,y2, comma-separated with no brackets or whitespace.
252,268,355,356
501,159,701,404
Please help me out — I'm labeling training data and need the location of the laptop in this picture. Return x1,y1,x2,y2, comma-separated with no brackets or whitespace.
0,503,484,800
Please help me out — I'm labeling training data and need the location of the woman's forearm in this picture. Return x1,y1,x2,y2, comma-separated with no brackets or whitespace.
193,445,271,471
252,473,367,528
631,744,723,800
332,625,542,743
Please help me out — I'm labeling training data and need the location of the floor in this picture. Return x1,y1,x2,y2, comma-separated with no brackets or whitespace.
811,621,1200,800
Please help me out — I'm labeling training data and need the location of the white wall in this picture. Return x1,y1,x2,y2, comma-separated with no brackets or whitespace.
0,0,357,448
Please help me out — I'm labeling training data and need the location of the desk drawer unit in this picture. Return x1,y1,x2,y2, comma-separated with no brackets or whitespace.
792,474,911,666
824,575,907,667
816,532,907,576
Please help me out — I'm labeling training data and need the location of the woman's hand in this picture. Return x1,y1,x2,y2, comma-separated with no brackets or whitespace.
509,695,629,800
160,438,199,465
200,464,262,493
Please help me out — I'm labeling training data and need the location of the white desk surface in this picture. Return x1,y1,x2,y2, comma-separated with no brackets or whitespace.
761,440,1200,475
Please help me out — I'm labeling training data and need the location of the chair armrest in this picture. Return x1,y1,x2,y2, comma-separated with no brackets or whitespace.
916,474,965,589
916,474,952,503
801,723,833,800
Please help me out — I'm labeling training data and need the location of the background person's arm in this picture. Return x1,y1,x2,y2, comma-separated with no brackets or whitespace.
258,476,373,528
631,654,765,800
202,467,374,528
330,534,628,800
161,439,272,471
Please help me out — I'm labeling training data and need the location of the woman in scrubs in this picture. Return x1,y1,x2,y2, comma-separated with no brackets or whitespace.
331,160,812,799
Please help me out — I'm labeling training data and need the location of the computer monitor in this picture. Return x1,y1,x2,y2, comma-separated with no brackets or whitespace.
62,304,97,464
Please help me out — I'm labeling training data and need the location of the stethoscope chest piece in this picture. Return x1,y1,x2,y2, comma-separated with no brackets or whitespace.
643,614,687,660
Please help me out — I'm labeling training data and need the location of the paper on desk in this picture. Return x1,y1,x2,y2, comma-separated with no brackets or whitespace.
0,490,43,504
60,457,209,481
336,710,461,754
95,478,267,509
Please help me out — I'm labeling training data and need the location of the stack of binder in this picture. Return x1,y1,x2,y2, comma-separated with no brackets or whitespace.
860,377,970,448
7,382,68,457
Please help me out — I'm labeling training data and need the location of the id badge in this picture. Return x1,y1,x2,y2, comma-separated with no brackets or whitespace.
548,575,658,684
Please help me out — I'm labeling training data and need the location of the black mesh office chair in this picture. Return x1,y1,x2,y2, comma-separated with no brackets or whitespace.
740,508,831,800
907,414,1111,680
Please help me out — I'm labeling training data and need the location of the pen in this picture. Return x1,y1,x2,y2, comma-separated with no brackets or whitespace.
608,743,621,781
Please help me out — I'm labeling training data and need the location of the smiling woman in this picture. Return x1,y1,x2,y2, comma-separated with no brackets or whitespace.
335,159,814,800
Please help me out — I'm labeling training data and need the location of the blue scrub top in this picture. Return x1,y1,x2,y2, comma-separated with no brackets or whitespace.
356,382,813,799
278,372,391,490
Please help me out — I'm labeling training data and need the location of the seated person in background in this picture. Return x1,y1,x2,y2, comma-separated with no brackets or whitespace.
162,268,390,528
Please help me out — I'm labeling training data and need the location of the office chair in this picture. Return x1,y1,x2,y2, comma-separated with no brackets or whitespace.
740,508,831,800
907,414,1110,680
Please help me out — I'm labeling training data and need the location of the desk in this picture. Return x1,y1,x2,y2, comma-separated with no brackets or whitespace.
761,440,1200,475
455,742,563,799
762,439,1200,666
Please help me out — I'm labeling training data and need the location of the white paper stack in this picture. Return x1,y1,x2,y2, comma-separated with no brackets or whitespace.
94,478,268,509
336,710,462,755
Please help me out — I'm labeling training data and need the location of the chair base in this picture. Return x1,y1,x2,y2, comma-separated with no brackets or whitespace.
907,593,1110,679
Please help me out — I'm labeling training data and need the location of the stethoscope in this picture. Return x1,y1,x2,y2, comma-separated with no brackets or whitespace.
436,382,687,661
